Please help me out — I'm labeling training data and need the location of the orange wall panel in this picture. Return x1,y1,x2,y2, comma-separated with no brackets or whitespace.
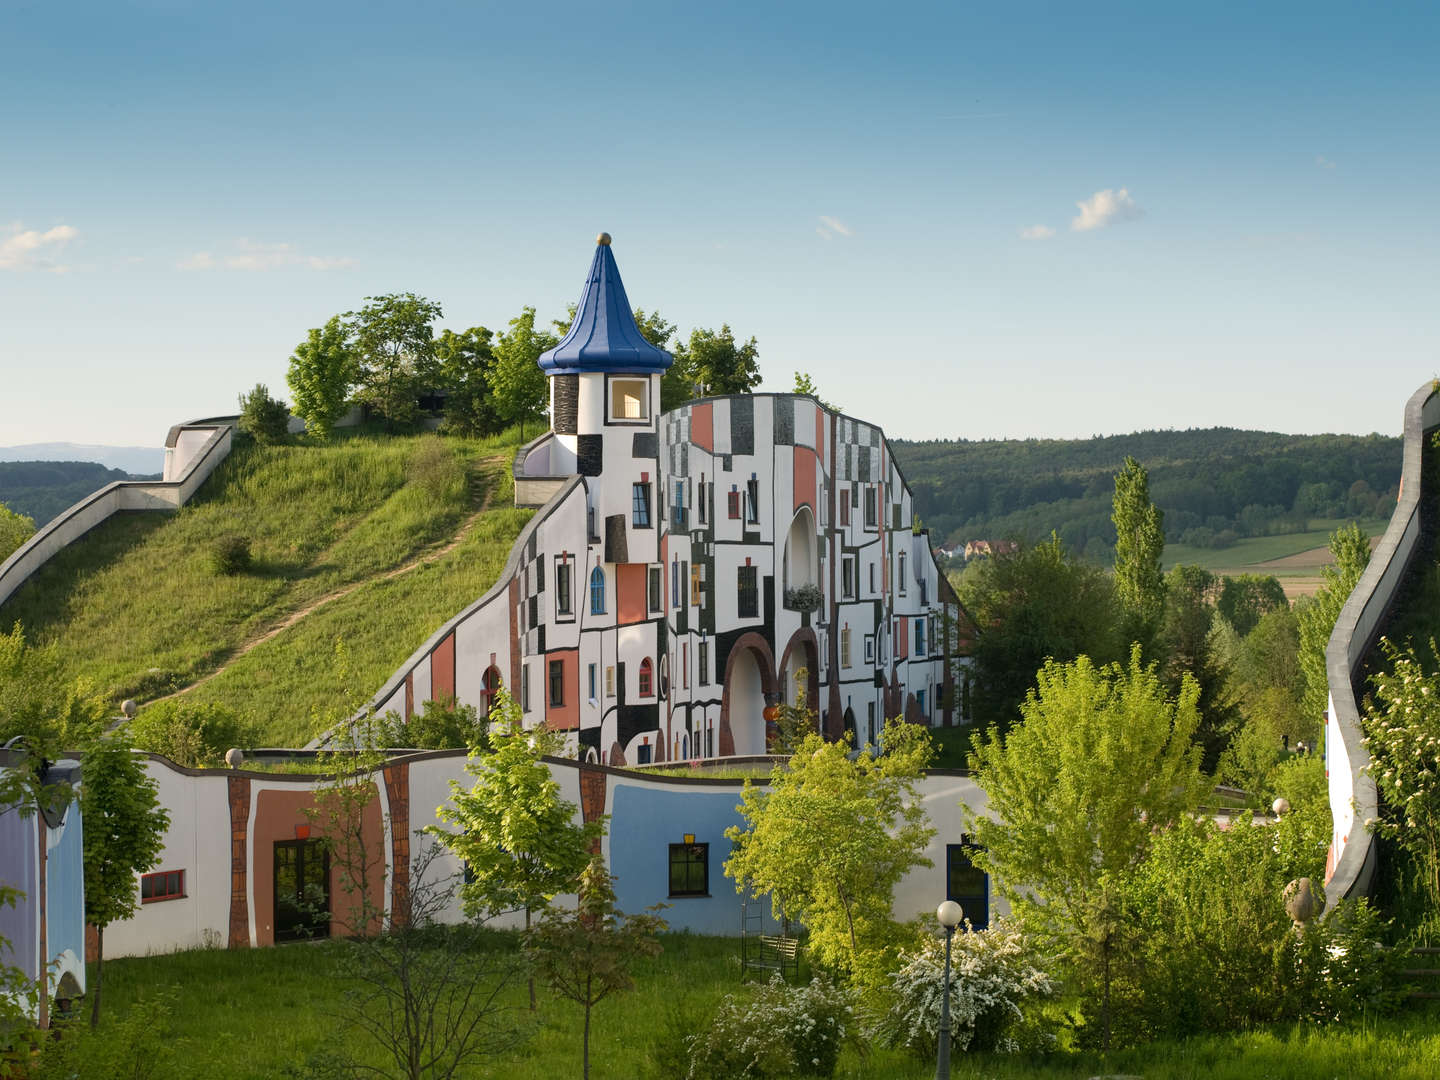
545,648,580,731
692,403,713,453
793,446,816,515
431,633,456,702
618,563,648,625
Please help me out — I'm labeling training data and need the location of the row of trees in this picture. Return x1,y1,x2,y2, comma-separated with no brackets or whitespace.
270,294,766,444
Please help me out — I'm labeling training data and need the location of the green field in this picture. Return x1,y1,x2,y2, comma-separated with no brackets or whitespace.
87,935,1440,1080
0,427,530,745
1161,517,1386,574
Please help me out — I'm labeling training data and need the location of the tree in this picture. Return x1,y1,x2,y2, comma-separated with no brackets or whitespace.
958,533,1121,729
1297,522,1371,723
287,316,355,441
236,383,290,444
428,689,601,1009
724,720,935,988
81,737,169,1027
966,648,1206,1048
670,324,761,400
1217,574,1288,637
304,732,527,1080
346,293,444,428
1111,456,1165,653
791,371,838,411
434,326,501,437
528,855,665,1080
490,307,556,440
0,624,110,750
0,502,35,562
1158,564,1240,771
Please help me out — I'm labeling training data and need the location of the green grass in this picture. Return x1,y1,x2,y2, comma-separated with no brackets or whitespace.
93,935,1440,1080
1161,518,1386,573
0,426,528,744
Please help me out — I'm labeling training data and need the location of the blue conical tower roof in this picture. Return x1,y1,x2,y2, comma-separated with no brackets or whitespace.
538,234,674,374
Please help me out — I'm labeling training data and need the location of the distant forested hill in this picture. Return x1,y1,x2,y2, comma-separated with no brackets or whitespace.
890,429,1402,560
0,461,156,526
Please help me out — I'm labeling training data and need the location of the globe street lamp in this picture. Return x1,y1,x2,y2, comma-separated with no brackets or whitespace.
935,899,963,1080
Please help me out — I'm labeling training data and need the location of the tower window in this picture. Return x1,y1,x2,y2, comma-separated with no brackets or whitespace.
610,378,649,421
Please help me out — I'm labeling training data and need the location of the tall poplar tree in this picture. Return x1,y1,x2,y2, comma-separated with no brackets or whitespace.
1112,455,1165,653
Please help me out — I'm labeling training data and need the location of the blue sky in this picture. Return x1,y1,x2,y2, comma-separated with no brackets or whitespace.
3,1,1437,448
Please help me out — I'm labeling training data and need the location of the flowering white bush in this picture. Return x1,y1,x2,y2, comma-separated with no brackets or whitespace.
867,917,1056,1058
685,975,854,1079
1364,640,1440,909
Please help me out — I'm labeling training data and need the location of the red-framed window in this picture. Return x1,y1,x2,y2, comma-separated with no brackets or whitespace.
727,488,741,519
141,869,185,903
638,657,655,697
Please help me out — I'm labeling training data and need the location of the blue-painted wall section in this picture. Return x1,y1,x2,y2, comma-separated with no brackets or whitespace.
46,805,86,994
609,783,754,936
0,802,38,982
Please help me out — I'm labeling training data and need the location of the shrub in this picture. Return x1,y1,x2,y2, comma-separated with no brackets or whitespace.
209,534,253,575
373,697,489,751
868,918,1056,1059
0,502,35,562
686,975,855,1079
237,383,291,444
783,584,823,613
125,700,255,768
1281,899,1410,1023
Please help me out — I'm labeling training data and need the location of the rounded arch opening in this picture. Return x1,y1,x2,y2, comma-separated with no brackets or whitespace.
783,506,818,593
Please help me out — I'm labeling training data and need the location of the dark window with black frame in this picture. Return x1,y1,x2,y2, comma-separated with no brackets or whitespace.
699,478,707,524
746,475,759,523
737,565,758,619
668,840,709,896
649,566,663,613
864,485,877,528
698,640,710,685
946,837,989,929
548,659,565,708
632,482,652,527
555,555,572,616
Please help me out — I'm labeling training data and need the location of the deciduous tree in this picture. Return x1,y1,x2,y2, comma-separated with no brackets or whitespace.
346,293,444,428
791,371,838,412
1111,456,1165,652
958,534,1121,729
1160,564,1239,770
1217,573,1288,637
429,689,601,1009
81,737,169,1027
670,324,760,402
236,383,290,444
0,502,34,562
490,307,556,440
724,720,934,988
435,326,501,437
287,316,355,441
528,855,665,1080
966,648,1206,1048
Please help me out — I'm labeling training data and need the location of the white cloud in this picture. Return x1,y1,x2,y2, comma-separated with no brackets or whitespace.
1020,224,1056,240
0,223,78,271
1070,188,1142,232
177,238,355,272
817,216,853,239
1316,155,1336,170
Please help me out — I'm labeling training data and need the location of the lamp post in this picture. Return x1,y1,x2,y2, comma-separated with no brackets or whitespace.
935,899,963,1080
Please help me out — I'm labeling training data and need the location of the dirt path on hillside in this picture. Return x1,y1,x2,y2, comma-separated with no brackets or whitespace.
143,456,505,709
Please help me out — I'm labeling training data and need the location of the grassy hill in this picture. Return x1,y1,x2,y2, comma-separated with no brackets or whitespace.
0,428,531,746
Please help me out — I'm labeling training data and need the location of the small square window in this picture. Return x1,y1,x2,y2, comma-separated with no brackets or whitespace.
141,869,186,903
669,842,709,897
610,378,649,421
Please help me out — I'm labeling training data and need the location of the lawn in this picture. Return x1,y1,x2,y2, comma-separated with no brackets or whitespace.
0,426,529,745
91,934,1440,1079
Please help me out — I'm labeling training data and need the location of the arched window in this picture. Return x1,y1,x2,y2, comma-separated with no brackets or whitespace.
480,666,502,717
638,657,654,697
590,567,606,614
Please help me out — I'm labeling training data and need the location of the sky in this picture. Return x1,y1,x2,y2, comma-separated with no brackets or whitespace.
2,1,1437,449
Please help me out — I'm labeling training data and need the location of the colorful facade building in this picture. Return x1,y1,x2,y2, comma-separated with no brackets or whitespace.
359,234,971,760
